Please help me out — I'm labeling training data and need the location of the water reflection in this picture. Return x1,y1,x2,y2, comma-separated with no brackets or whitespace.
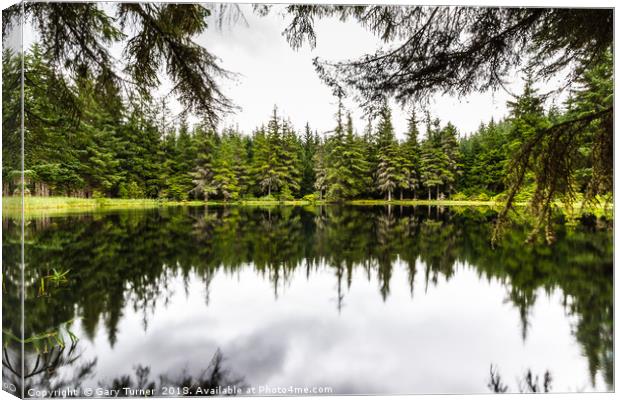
488,365,552,393
2,205,613,394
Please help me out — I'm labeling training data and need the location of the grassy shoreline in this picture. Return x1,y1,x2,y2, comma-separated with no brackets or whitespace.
3,195,502,210
2,196,613,218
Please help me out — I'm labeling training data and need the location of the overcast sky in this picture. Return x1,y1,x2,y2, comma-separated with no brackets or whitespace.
198,4,518,139
11,2,573,140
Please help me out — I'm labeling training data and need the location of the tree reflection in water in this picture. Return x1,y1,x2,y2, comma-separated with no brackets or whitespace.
3,341,244,397
2,340,96,398
105,349,246,397
488,364,552,393
2,205,613,393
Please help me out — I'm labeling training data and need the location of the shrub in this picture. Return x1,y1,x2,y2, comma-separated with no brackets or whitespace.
475,192,490,201
451,192,468,201
303,193,319,202
278,185,294,201
126,181,144,199
492,193,508,202
118,183,129,199
258,194,277,202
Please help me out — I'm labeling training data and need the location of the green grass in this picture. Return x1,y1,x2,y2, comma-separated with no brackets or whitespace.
238,199,322,206
2,196,203,218
347,199,504,206
2,196,613,219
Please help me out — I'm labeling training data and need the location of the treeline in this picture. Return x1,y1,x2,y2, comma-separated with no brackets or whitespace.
2,45,612,202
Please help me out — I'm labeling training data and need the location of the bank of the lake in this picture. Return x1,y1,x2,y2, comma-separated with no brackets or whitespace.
2,196,499,213
2,196,612,219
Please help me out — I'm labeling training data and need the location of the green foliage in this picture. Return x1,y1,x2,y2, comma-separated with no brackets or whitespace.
302,193,320,202
250,107,303,198
282,6,611,115
3,2,235,126
4,45,612,214
398,108,422,199
375,104,402,201
496,62,613,243
300,123,319,196
322,99,370,201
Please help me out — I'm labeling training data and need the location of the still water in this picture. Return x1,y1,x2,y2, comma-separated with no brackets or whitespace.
2,205,613,395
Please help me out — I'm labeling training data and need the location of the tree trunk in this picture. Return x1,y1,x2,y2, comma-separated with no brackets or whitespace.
388,190,392,201
428,187,431,201
400,189,403,201
436,186,440,200
412,189,416,200
268,184,271,197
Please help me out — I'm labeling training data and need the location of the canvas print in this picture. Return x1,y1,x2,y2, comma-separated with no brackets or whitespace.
1,1,614,398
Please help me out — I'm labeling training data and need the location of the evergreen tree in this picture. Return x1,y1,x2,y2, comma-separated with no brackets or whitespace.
459,118,510,195
74,74,124,197
231,133,252,196
300,123,318,196
375,104,402,201
361,117,378,198
161,129,180,199
438,122,460,196
399,108,422,199
252,125,278,197
213,130,241,201
279,120,303,199
324,97,368,200
313,137,329,200
343,112,371,198
565,49,613,201
190,124,218,201
419,118,444,200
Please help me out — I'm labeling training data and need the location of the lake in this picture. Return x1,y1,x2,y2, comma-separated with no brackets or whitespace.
2,205,613,396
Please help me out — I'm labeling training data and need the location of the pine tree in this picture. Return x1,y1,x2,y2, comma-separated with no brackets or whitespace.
342,112,371,198
361,117,378,198
18,44,83,196
279,120,303,199
323,96,347,200
565,50,612,200
251,106,301,197
161,129,181,199
74,74,124,197
231,132,252,196
399,108,422,199
438,122,460,196
313,137,329,200
375,104,401,201
300,123,318,196
190,124,218,201
324,96,367,200
213,130,241,201
252,125,277,197
419,118,444,200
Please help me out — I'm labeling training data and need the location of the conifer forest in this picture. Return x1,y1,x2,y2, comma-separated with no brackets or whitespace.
2,5,613,217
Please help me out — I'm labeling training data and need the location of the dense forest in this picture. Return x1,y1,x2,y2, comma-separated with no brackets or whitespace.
2,45,612,204
1,4,614,246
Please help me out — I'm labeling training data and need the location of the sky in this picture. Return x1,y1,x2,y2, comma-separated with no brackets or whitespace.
10,2,572,140
197,4,519,139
